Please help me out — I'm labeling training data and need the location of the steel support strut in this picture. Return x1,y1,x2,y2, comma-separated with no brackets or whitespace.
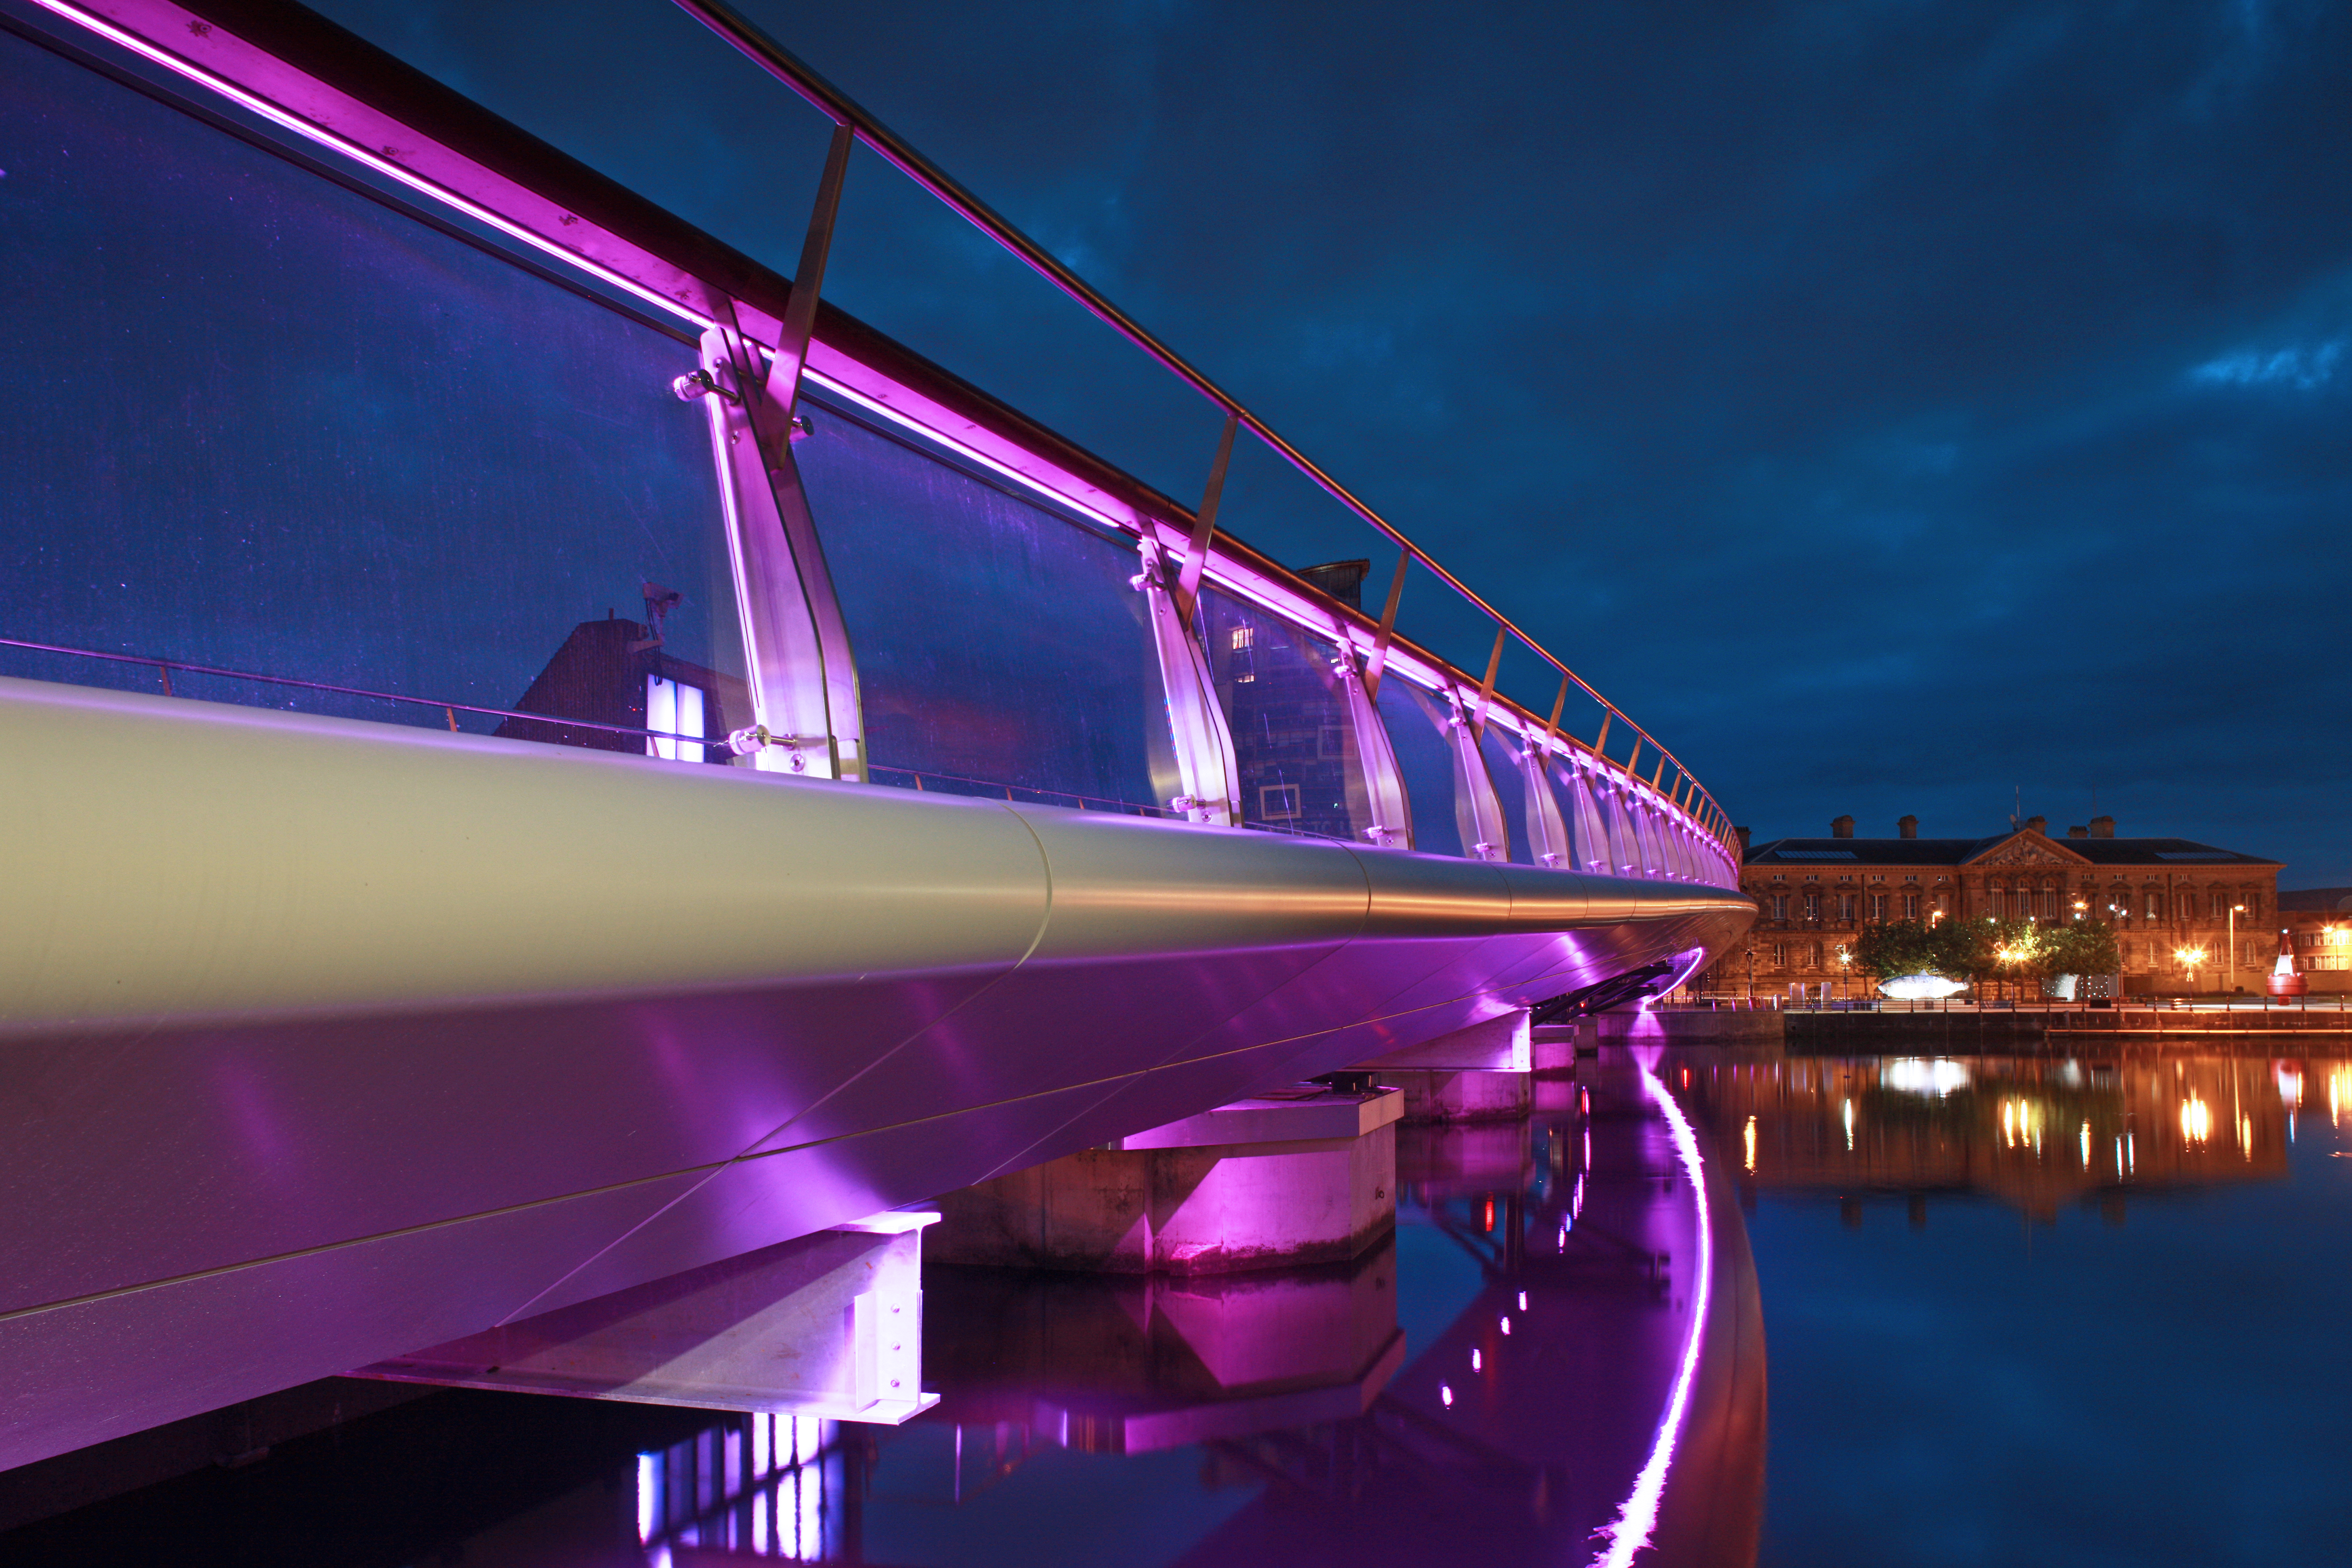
1443,688,1510,862
1136,538,1240,825
686,123,864,778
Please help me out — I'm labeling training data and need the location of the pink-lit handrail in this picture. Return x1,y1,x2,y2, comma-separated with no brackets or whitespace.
667,0,1730,852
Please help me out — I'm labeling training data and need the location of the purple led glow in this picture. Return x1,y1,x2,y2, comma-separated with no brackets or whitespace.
1588,1053,1714,1568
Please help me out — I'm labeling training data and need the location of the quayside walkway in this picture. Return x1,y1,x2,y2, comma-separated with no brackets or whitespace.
0,0,1752,1470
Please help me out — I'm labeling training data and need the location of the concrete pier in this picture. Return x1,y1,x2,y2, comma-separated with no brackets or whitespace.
1355,1011,1538,1123
928,1087,1401,1275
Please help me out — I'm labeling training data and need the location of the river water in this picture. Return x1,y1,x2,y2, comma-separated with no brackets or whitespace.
5,1044,2345,1566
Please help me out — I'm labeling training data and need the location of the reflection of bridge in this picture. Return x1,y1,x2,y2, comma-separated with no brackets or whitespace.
0,0,1750,1468
624,1052,1767,1568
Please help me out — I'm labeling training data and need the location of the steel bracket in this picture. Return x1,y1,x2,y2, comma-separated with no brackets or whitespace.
1135,540,1240,826
1442,689,1509,862
1329,628,1411,850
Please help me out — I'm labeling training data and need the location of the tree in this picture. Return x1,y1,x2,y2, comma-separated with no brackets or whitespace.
1931,916,2003,991
1851,919,1938,982
2042,918,2120,979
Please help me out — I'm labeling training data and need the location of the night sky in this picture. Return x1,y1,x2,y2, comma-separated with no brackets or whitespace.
310,0,2352,883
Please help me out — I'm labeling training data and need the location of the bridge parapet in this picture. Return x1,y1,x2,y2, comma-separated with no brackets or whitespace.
2,0,1737,889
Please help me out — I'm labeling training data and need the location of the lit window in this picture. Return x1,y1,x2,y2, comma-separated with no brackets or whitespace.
1227,623,1256,683
645,675,705,762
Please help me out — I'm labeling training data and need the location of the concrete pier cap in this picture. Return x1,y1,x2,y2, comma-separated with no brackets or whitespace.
929,1087,1401,1275
1352,1008,1543,1123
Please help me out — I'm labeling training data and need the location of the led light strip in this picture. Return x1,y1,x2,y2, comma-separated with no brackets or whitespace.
1591,1055,1715,1567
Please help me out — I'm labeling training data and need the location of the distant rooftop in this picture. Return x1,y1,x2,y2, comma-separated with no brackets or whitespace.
2279,887,2352,913
1744,832,2279,869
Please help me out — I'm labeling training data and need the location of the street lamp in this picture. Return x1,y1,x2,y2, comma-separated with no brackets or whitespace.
2176,946,2207,991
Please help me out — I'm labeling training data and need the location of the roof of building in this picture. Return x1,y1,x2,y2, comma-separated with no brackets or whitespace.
1743,831,2280,870
2279,886,2352,913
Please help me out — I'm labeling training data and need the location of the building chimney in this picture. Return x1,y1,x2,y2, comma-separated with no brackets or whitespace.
1831,814,1854,839
2067,825,2088,838
1898,814,1917,839
1735,825,1751,856
2025,815,2046,835
2089,815,2115,838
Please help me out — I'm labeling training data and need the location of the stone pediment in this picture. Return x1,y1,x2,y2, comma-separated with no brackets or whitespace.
1965,831,2090,868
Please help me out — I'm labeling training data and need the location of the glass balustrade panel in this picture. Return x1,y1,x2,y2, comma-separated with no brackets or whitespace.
1375,678,1464,858
0,27,743,757
1475,722,1537,866
1195,587,1373,843
792,395,1177,814
1545,758,1607,873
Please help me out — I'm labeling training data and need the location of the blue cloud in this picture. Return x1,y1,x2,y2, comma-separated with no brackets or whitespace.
2192,338,2345,390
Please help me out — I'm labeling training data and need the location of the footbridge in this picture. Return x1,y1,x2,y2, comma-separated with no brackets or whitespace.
0,0,1753,1468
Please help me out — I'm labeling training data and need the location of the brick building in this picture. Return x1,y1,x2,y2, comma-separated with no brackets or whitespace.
2279,887,2352,991
1705,814,2282,998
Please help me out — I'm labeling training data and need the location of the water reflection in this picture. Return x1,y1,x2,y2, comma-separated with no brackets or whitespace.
0,1050,1763,1567
1687,1050,2307,1223
1707,1041,2352,1567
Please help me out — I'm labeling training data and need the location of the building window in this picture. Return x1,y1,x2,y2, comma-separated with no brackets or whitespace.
2146,892,2164,921
1771,895,1789,921
1772,942,1788,966
1258,783,1301,820
1803,893,1820,921
1870,894,1887,922
1839,894,1855,921
2040,886,2058,919
1809,942,1825,970
1903,893,1920,919
1229,624,1255,683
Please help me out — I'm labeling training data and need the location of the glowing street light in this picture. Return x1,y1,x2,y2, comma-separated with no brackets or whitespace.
2176,945,2208,989
2227,904,2246,997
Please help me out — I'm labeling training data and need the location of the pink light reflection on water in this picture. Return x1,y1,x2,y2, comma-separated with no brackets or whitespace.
1588,1050,1713,1568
